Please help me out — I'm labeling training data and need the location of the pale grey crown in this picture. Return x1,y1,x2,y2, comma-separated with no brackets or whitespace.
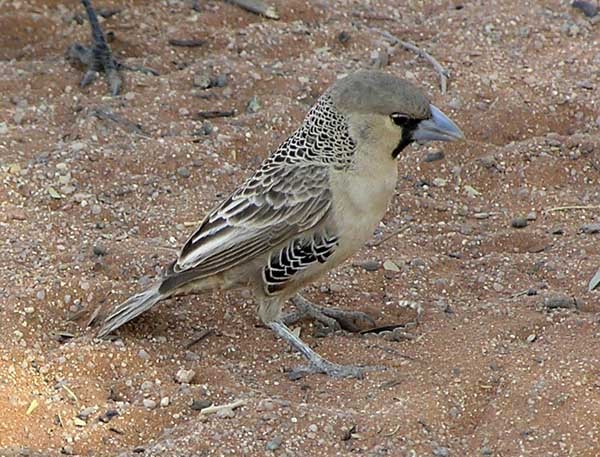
328,70,432,120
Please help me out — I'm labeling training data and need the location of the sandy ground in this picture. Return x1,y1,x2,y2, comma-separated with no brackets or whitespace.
1,0,600,456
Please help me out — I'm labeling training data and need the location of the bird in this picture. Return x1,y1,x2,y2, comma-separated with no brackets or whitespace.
97,70,464,379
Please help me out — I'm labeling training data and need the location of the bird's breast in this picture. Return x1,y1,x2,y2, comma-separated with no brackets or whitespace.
328,160,398,254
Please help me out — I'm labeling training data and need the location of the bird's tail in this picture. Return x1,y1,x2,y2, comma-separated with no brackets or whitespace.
97,284,165,338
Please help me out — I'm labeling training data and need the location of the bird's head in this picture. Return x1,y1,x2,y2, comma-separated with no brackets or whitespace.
329,70,464,159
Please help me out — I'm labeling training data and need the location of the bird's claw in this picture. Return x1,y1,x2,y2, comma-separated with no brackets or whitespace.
284,294,375,333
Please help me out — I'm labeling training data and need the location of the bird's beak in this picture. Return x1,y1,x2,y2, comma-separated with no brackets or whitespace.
412,104,464,144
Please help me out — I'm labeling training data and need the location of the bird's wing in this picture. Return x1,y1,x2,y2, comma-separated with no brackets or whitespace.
173,161,332,278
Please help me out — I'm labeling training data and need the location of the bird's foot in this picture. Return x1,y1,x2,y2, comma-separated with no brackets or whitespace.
283,294,375,333
67,0,122,95
268,321,381,380
68,0,157,96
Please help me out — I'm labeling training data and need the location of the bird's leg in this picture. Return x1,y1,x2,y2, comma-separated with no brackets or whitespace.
68,0,121,95
268,321,367,380
282,294,375,333
68,0,158,96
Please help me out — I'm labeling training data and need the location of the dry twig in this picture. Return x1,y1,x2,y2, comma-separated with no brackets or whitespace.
200,398,247,415
185,328,214,349
544,205,600,213
374,28,449,94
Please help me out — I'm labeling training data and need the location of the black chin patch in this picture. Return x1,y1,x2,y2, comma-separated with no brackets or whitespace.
392,118,421,159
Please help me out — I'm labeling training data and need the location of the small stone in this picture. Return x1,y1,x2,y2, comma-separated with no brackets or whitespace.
246,96,261,114
143,399,157,410
177,167,191,178
160,397,170,407
526,334,536,343
24,307,34,314
124,91,135,101
0,122,8,135
61,445,74,455
212,74,228,87
543,295,576,309
423,150,445,162
91,205,102,215
581,223,600,234
433,447,450,457
199,121,213,136
329,283,344,293
175,368,196,384
190,399,212,410
432,177,447,187
308,424,318,433
193,73,212,89
93,244,108,256
550,227,564,235
481,446,493,456
337,31,351,43
138,349,150,360
36,290,45,300
511,216,528,228
73,417,87,427
266,436,283,451
572,0,598,17
356,260,380,272
526,212,537,221
383,260,400,272
141,380,153,391
78,406,97,420
70,142,86,153
479,155,497,169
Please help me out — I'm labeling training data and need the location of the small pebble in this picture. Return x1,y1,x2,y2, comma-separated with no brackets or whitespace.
572,0,598,17
433,446,450,457
337,31,351,43
511,216,528,228
160,397,170,407
143,399,157,410
423,150,445,162
526,334,537,343
246,96,261,114
93,244,108,256
190,399,212,410
266,436,283,451
175,368,196,384
543,295,576,309
193,73,212,89
581,223,600,234
212,74,227,87
355,259,380,272
78,406,97,420
177,167,191,178
526,212,537,221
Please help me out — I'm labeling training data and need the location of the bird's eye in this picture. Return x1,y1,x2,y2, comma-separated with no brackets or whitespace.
391,113,410,127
